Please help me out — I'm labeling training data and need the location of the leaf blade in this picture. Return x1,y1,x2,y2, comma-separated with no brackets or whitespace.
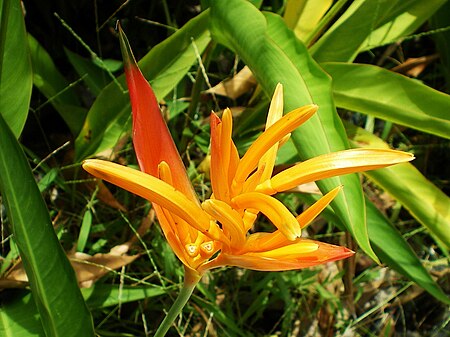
0,114,94,337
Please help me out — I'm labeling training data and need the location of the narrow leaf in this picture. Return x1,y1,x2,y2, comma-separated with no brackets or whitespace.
323,62,450,139
0,0,32,137
28,34,87,135
0,114,94,337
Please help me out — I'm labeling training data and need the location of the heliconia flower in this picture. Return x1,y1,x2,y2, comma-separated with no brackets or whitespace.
82,28,415,278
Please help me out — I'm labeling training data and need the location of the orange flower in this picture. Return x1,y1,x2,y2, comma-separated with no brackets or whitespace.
83,30,414,277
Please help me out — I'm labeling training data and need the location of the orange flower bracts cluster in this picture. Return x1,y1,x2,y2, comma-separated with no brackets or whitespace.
83,31,414,277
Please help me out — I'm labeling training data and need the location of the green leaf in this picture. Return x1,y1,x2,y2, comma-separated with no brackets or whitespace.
76,209,92,252
311,0,446,62
210,0,379,262
346,123,450,250
65,48,110,96
28,35,87,135
0,290,45,337
366,200,450,305
82,284,167,309
0,0,32,137
323,62,450,139
0,114,94,337
360,0,446,51
74,11,211,161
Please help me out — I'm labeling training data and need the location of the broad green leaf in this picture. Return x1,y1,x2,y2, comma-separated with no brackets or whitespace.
360,0,446,51
28,35,87,135
210,0,379,262
0,0,32,137
0,290,45,337
323,62,450,139
311,0,445,62
300,193,450,305
283,0,333,42
74,11,211,161
65,48,110,96
82,284,167,309
346,123,450,250
0,114,94,337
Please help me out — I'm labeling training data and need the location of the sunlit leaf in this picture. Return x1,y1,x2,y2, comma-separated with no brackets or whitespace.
323,62,450,139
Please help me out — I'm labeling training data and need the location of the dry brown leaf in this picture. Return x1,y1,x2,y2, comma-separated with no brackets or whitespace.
0,247,140,289
391,54,439,77
205,66,256,99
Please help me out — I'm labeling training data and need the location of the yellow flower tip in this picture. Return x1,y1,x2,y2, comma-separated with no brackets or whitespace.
231,192,301,241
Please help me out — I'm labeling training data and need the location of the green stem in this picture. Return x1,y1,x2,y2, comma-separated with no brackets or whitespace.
154,267,202,337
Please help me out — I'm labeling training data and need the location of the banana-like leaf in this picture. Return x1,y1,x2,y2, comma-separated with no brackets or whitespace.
0,114,94,337
0,0,32,137
346,123,450,250
359,0,446,51
74,11,211,161
28,35,87,135
323,62,450,139
283,0,333,41
311,0,446,62
210,0,379,262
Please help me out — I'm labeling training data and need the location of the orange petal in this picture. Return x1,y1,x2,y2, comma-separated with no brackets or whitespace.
118,26,197,203
231,192,301,240
232,104,318,194
82,159,225,242
296,186,342,229
260,149,414,194
208,240,354,272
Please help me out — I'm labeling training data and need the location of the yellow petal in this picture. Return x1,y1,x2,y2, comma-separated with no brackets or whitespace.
232,104,318,194
297,186,342,229
257,83,284,184
202,199,246,250
83,159,224,242
260,149,414,194
231,192,301,240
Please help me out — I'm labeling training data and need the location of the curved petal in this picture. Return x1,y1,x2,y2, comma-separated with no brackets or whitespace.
202,239,354,272
259,149,415,194
232,104,318,194
83,159,227,243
